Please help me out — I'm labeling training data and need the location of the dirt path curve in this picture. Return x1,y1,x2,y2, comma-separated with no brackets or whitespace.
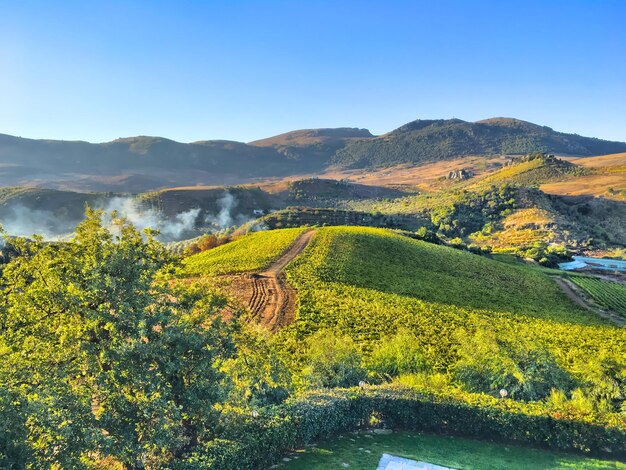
247,229,316,330
554,277,626,327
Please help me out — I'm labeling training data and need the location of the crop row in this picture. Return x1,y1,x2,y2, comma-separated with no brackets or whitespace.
570,276,626,318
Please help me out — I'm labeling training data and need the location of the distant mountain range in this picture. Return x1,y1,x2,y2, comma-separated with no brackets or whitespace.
1,118,624,191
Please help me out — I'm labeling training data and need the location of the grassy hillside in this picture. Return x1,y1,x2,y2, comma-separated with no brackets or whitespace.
475,154,589,188
180,227,305,276
332,118,626,169
284,227,624,372
568,275,626,318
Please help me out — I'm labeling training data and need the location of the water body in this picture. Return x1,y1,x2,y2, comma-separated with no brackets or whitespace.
559,256,626,272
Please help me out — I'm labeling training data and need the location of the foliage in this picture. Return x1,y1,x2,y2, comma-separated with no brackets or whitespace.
430,184,518,237
367,328,430,381
569,276,626,317
452,328,575,401
178,386,626,469
180,227,305,276
0,209,237,468
183,232,231,255
221,324,293,408
299,330,367,389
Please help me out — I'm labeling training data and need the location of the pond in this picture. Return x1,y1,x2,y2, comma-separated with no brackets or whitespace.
559,256,626,273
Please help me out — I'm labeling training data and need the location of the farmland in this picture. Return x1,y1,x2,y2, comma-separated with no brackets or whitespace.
180,227,305,276
569,276,626,317
283,226,624,379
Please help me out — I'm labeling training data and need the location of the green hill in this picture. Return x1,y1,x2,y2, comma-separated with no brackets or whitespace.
332,118,626,169
278,226,625,408
180,227,305,276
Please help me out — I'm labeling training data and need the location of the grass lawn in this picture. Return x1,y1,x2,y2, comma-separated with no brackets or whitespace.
277,430,626,470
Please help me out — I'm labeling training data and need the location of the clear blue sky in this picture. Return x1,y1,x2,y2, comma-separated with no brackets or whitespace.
1,0,625,143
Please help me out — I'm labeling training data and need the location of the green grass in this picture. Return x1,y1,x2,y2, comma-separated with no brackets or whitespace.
278,430,626,470
569,276,626,318
287,226,596,320
284,226,625,372
180,227,305,276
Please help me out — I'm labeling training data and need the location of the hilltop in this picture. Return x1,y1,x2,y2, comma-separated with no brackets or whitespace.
332,118,626,168
1,118,625,192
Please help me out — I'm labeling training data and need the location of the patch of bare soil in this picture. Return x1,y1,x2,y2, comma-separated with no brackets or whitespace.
225,229,316,330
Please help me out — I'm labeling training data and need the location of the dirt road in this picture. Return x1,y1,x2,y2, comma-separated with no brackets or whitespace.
554,277,626,327
244,229,316,330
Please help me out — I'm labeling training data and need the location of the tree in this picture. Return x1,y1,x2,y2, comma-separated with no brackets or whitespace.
222,324,292,407
0,209,236,469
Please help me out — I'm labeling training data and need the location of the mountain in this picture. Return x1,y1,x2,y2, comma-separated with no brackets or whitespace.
331,118,626,168
0,118,624,192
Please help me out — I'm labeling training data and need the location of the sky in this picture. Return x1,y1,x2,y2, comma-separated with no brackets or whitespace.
1,0,625,143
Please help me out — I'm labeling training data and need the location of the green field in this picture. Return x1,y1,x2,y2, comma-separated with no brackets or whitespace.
278,430,626,470
569,276,626,318
284,226,624,372
180,227,305,276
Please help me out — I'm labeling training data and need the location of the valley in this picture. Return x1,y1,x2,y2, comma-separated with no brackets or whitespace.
1,120,625,470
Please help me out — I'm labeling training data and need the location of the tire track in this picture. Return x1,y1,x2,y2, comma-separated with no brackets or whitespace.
246,229,316,329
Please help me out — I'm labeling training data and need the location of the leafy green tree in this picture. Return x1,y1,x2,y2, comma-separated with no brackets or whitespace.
222,324,292,407
0,209,236,469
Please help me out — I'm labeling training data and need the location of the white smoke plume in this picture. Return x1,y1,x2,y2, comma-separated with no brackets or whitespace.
204,191,251,230
0,198,202,243
101,197,201,242
0,191,256,243
0,204,75,240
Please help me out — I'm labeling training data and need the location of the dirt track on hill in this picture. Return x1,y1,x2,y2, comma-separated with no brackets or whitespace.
554,277,626,327
232,229,316,330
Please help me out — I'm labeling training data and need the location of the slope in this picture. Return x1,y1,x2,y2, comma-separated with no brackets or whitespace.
284,227,624,372
332,118,626,169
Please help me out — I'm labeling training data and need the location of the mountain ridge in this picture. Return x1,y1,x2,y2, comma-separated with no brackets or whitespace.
1,118,625,192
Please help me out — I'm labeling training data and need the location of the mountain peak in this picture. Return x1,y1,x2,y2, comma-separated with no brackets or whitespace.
249,128,373,147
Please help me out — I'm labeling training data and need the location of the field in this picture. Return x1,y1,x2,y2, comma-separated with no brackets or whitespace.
541,174,626,201
284,226,624,371
569,276,626,318
279,430,626,470
180,227,305,276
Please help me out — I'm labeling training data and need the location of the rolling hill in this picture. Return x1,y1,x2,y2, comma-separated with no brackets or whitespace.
1,118,625,192
331,118,626,169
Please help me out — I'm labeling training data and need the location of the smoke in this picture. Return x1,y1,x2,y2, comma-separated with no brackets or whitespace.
0,191,254,243
101,197,201,241
204,191,251,230
0,204,75,240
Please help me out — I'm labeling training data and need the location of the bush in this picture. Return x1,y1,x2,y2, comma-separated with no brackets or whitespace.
367,328,429,380
300,330,367,388
452,329,575,401
182,385,626,468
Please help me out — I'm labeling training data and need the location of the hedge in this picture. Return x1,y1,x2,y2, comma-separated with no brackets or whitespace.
174,385,626,469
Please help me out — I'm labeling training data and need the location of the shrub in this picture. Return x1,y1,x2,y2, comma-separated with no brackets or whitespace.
300,330,367,388
181,385,626,468
452,329,575,401
367,328,429,380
